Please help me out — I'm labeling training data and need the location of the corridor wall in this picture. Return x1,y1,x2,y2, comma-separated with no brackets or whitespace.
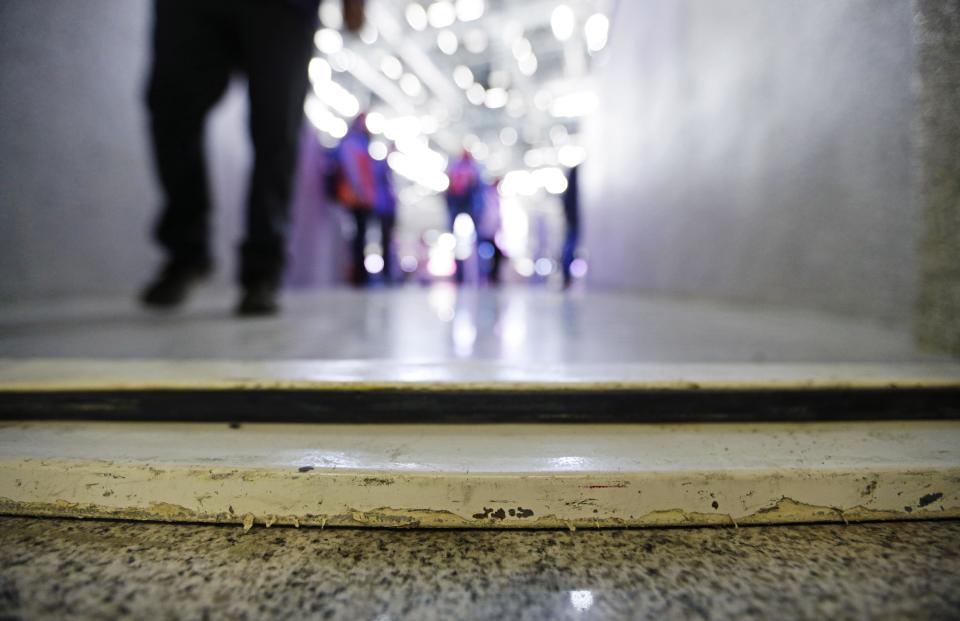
582,0,917,325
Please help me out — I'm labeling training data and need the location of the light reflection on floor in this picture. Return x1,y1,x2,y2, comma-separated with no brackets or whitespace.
0,285,941,363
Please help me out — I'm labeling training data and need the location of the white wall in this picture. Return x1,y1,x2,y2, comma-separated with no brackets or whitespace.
582,0,918,324
0,0,260,302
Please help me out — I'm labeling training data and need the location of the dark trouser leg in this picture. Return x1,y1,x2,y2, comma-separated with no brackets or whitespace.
487,239,503,284
562,224,579,287
234,2,316,288
351,209,369,286
147,0,234,269
448,203,465,284
380,214,395,284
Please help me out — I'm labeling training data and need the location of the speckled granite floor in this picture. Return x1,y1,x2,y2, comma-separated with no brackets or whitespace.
1,517,958,620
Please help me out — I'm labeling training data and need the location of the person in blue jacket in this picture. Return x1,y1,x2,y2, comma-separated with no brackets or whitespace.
445,150,484,284
334,114,397,286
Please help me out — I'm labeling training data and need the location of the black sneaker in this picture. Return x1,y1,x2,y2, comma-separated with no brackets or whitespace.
236,283,280,317
140,262,211,309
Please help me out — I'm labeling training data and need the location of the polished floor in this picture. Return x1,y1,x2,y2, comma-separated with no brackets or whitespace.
0,286,946,363
2,516,958,620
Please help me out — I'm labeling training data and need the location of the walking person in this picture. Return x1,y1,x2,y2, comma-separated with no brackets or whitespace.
562,164,580,289
476,177,504,285
140,0,365,316
445,150,484,284
333,114,396,286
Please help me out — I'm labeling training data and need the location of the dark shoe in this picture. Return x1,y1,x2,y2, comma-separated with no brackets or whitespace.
236,284,280,317
140,262,211,309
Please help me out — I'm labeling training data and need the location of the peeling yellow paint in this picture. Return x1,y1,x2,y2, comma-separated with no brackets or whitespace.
2,496,958,530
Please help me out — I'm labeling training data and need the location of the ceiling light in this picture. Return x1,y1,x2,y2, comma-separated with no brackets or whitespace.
484,87,508,109
584,13,610,53
518,53,538,76
453,65,474,89
329,49,356,72
502,21,524,44
463,29,488,54
380,55,403,80
369,140,389,161
428,1,456,29
365,111,385,134
359,23,378,44
466,83,486,105
550,91,599,118
511,37,532,61
551,5,575,41
405,3,428,31
312,79,360,117
420,115,440,134
455,0,485,22
523,150,544,168
308,57,332,84
437,30,459,55
319,3,343,29
315,28,343,54
558,144,587,167
400,73,424,97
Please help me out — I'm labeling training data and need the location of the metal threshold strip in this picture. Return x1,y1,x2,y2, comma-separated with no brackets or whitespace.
1,359,959,423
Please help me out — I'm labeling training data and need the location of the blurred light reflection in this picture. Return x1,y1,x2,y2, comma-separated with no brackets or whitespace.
570,590,594,612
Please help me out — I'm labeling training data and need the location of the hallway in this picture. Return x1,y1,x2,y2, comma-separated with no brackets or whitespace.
1,0,959,618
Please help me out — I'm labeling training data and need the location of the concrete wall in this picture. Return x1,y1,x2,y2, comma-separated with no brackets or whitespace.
0,0,337,303
582,0,918,325
916,0,960,356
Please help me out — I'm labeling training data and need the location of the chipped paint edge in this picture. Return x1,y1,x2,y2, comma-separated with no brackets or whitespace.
2,459,957,530
1,497,958,530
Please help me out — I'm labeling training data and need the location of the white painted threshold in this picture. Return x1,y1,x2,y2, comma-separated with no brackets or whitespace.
2,359,960,390
1,421,958,529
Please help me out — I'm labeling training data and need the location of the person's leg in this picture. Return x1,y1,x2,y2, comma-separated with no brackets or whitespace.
141,0,236,308
235,1,316,297
448,202,465,285
351,209,369,287
490,239,503,285
146,0,234,273
380,213,395,284
562,225,579,288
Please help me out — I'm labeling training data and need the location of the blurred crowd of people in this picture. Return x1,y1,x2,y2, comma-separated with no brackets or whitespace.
138,0,582,317
324,113,579,289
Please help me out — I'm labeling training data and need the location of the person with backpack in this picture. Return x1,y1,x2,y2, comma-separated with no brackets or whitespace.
445,150,484,284
331,114,396,286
